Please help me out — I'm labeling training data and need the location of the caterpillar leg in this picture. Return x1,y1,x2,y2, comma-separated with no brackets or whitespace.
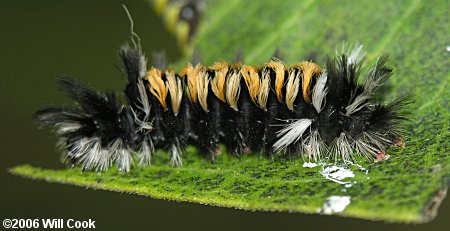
374,150,390,163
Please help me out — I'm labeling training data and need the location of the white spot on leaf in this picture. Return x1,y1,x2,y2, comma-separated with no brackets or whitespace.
302,162,319,168
320,196,351,214
321,165,355,184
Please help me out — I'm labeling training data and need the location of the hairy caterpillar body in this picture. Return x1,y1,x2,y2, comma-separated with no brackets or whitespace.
35,43,410,172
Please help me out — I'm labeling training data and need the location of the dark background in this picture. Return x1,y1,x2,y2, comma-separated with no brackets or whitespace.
0,1,448,230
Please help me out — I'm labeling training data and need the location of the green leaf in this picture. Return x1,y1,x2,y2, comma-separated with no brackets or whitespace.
10,0,449,223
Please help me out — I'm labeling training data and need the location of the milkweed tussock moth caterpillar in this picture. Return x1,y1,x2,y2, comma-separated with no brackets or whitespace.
35,42,411,172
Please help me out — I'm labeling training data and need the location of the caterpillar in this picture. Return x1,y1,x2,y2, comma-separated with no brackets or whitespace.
35,41,410,172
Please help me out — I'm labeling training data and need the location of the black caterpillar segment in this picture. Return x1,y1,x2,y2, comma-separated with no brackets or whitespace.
35,44,411,172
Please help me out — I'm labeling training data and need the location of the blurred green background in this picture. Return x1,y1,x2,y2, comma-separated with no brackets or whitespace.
0,1,448,230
